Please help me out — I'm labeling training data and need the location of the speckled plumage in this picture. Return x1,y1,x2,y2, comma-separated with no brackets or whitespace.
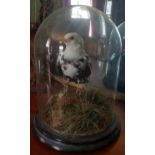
57,32,91,83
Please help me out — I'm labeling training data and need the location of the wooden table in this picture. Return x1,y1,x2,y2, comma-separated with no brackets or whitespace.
30,93,125,155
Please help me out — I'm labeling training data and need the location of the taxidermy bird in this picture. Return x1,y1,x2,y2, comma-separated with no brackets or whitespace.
57,32,91,83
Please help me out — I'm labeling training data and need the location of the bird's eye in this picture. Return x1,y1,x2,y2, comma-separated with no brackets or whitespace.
70,36,74,40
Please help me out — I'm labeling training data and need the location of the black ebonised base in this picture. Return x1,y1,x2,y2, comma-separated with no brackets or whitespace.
33,113,120,152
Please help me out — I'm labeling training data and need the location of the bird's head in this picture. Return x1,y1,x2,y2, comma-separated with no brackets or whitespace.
64,32,84,47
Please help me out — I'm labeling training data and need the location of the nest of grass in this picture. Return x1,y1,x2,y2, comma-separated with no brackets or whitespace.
39,75,114,137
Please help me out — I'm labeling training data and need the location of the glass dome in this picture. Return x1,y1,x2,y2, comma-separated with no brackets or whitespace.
117,21,125,93
33,5,122,152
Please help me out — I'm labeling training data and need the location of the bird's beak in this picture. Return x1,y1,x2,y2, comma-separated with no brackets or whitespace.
64,38,69,43
60,42,66,51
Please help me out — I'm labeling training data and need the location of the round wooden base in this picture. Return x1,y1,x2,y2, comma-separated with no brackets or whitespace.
33,113,120,152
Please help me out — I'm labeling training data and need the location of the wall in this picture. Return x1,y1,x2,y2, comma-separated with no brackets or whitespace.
30,0,62,24
30,0,41,24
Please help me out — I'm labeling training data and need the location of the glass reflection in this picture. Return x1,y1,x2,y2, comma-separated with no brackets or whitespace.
71,6,90,19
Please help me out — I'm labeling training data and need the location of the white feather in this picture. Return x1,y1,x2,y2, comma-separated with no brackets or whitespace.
61,64,78,78
57,32,88,79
